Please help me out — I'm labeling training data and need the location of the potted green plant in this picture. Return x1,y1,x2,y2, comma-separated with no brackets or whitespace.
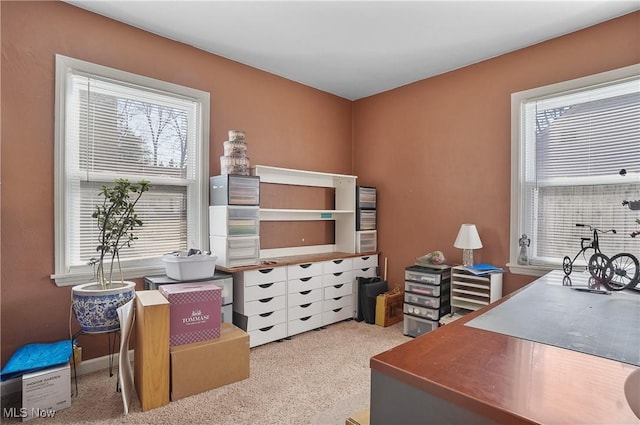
71,179,150,333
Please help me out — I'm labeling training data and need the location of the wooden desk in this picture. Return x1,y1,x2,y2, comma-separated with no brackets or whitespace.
370,272,640,425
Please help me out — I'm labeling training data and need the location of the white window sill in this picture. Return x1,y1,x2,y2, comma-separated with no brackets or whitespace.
52,265,166,287
506,263,559,277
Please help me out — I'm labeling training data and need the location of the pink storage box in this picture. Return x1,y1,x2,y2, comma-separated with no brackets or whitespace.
159,282,222,346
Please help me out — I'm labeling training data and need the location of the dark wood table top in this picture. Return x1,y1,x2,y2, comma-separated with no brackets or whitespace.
371,271,640,425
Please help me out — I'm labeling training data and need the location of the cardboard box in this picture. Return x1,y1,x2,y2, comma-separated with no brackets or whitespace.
375,287,403,327
346,408,370,425
170,323,249,401
159,282,222,346
22,363,71,421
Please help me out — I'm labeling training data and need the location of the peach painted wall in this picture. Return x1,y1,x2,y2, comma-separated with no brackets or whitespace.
353,11,640,295
1,0,638,366
0,1,352,363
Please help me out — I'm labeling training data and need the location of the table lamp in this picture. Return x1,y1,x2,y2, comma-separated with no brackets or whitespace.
454,224,483,266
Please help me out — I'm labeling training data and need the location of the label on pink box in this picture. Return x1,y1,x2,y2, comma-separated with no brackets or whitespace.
159,282,222,346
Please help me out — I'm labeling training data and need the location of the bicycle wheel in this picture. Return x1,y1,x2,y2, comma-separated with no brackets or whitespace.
562,256,572,275
602,253,640,291
588,253,613,282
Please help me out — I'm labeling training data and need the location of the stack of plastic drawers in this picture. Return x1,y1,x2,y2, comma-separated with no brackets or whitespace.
209,174,261,268
355,186,377,253
403,265,451,337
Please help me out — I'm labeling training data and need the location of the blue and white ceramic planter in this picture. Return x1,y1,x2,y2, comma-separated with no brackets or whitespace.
71,281,136,334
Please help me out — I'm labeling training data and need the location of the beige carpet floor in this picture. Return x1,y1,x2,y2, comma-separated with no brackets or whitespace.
1,320,409,425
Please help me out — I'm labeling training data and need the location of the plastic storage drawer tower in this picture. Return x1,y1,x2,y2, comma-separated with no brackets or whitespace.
355,186,377,253
403,265,451,337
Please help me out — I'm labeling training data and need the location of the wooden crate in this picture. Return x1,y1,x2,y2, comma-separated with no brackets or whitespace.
375,287,403,327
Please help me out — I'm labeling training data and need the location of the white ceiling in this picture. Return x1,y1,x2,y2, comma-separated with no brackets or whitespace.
66,1,640,100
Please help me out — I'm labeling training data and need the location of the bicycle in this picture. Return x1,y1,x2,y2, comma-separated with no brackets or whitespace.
562,224,639,291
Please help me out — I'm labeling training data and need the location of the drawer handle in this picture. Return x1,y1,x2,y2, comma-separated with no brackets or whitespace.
300,290,311,295
333,272,343,277
333,284,344,289
259,311,274,318
333,296,343,301
300,316,311,321
259,326,274,332
300,277,312,282
300,303,311,308
332,308,343,313
362,256,370,260
300,263,312,269
259,283,274,289
258,268,274,274
258,297,273,303
333,260,343,264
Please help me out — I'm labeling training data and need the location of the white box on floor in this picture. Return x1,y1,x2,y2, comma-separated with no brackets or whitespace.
22,363,71,421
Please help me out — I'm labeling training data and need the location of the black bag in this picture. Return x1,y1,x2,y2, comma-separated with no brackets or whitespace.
356,277,388,324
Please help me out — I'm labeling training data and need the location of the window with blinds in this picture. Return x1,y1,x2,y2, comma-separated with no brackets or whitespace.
511,65,640,272
53,55,210,286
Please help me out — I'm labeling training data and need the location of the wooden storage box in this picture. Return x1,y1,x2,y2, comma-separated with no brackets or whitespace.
375,288,403,327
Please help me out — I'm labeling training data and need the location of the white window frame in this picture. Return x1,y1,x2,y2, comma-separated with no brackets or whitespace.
52,55,210,286
510,63,640,276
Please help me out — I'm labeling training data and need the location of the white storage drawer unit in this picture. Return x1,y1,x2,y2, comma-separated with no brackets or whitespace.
211,235,260,268
232,265,288,347
209,174,260,206
209,206,260,236
356,230,377,253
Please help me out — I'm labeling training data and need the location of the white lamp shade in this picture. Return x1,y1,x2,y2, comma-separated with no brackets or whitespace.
454,224,483,249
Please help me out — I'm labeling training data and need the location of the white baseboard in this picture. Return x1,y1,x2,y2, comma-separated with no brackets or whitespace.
0,350,134,397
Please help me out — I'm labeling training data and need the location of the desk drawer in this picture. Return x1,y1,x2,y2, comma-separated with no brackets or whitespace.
288,314,322,336
237,295,286,316
235,280,285,304
322,306,352,325
238,266,287,287
322,259,353,274
248,323,287,348
288,275,322,293
289,301,322,321
323,295,352,312
322,271,353,287
287,262,322,280
324,282,353,300
288,288,322,307
233,309,286,332
352,254,378,270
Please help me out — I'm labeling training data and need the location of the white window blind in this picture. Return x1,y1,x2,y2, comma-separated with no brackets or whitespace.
54,55,210,286
512,65,640,273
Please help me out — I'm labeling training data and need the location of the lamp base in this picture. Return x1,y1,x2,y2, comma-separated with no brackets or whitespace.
462,249,474,267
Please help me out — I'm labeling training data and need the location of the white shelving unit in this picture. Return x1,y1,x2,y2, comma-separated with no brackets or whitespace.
252,165,357,258
450,266,503,312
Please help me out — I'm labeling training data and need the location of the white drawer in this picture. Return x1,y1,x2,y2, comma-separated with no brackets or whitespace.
209,205,260,236
287,262,322,279
288,275,322,293
211,235,260,268
237,294,286,316
234,309,287,332
353,267,377,279
323,282,353,300
322,270,353,287
237,266,287,287
288,288,322,307
323,295,352,311
322,306,352,325
288,314,322,337
322,258,353,274
352,254,378,270
235,280,286,304
288,301,322,321
249,322,288,348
